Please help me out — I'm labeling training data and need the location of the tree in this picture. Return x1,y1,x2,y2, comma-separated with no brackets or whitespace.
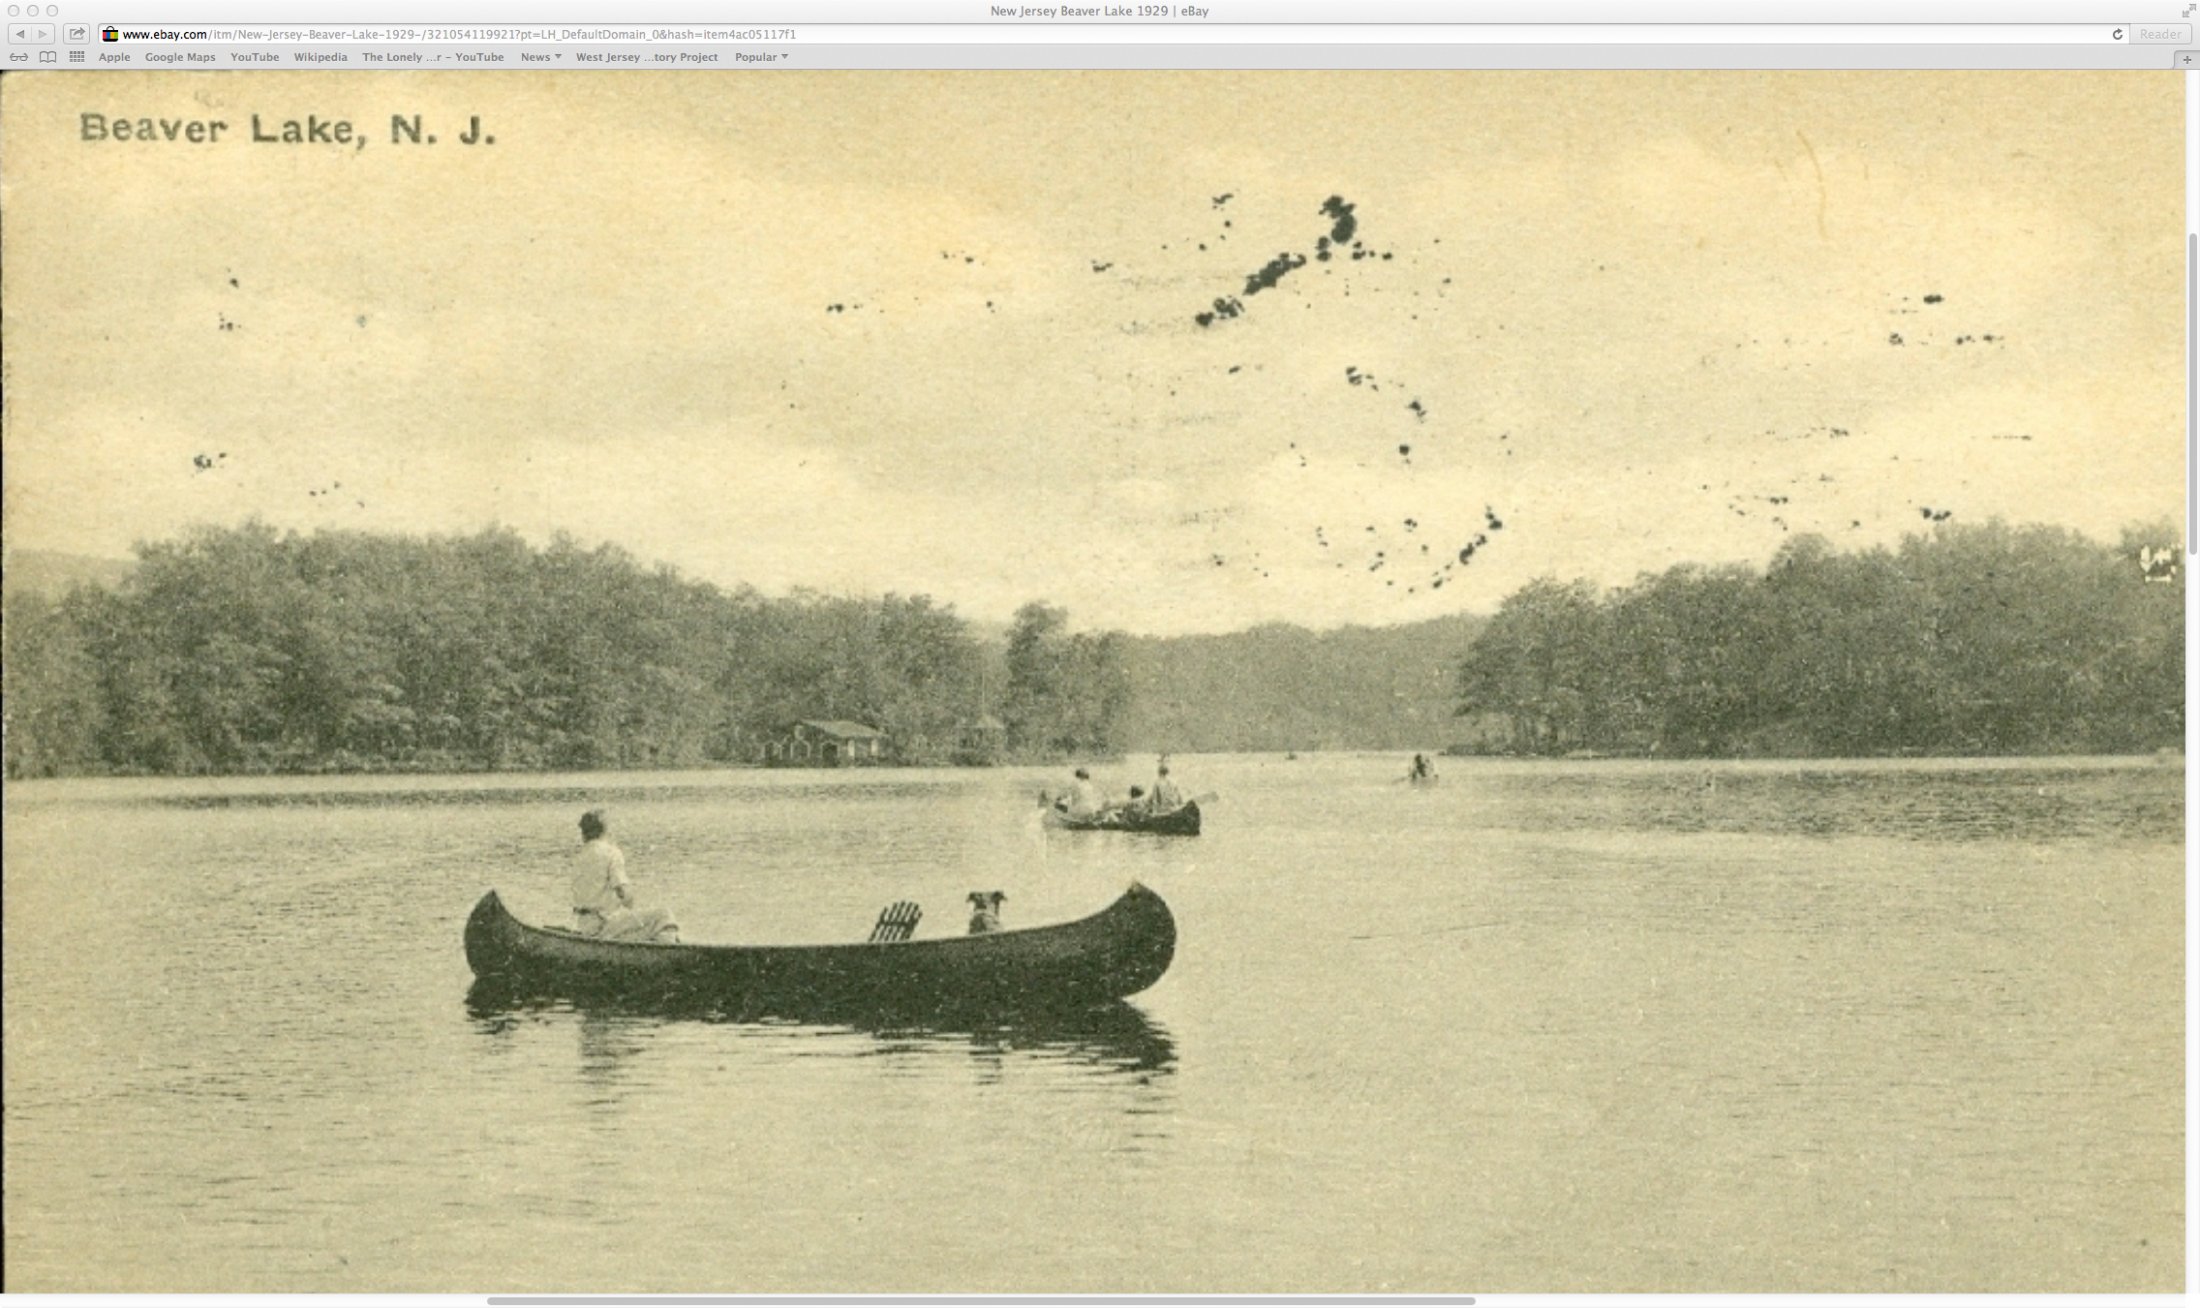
1456,578,1607,754
2,591,103,777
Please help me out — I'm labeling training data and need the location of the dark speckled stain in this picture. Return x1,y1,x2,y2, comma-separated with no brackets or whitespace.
1242,252,1307,297
1193,296,1245,328
1320,195,1357,245
1191,193,1375,323
1923,293,1944,304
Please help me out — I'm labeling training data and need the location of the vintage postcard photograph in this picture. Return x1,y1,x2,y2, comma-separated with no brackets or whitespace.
0,70,2183,1293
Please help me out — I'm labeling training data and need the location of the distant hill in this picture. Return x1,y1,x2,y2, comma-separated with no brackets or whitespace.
2,548,135,601
1120,612,1486,752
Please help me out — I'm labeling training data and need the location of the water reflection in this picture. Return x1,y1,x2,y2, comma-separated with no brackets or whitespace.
1480,762,2181,843
575,1009,651,1099
873,1002,1176,1077
130,776,983,812
466,982,1175,1079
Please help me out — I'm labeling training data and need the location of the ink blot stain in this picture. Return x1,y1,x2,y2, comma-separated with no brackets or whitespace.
1243,252,1307,297
1319,195,1357,245
1193,296,1244,328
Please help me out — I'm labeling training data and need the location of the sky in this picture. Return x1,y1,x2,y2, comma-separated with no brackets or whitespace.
1,71,2182,635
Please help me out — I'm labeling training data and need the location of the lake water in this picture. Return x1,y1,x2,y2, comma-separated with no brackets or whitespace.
2,754,2182,1293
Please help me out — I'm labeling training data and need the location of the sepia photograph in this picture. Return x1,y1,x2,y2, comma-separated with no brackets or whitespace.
0,69,2184,1293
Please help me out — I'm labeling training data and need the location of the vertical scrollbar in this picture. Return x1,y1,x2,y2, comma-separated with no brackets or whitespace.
2189,66,2197,552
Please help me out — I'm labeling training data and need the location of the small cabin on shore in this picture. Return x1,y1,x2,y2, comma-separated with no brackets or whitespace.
767,720,889,767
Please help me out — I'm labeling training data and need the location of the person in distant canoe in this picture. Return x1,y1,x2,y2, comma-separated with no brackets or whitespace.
1409,753,1436,782
1105,785,1150,823
1149,759,1185,813
1063,767,1107,818
569,809,680,943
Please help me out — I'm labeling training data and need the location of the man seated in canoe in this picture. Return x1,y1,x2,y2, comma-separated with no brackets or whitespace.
569,809,681,943
1148,758,1186,813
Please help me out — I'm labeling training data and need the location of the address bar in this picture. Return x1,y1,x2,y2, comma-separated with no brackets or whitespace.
180,23,2133,43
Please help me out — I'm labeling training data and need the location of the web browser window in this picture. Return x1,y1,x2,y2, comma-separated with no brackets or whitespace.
0,4,2188,1302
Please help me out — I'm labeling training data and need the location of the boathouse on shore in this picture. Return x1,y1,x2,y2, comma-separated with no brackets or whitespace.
767,719,889,767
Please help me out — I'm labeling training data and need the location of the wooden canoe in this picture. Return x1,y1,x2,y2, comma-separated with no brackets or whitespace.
463,883,1175,1014
1045,800,1202,837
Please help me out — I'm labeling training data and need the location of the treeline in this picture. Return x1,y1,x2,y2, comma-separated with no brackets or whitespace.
1119,614,1485,752
2,524,1131,778
1455,521,2183,758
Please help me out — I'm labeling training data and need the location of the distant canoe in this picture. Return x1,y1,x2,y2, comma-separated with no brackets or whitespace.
463,883,1175,1014
1046,800,1202,837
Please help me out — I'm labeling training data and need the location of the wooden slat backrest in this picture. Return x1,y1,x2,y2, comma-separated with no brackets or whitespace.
867,900,922,943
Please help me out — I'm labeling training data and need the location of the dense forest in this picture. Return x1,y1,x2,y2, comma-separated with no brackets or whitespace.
1119,615,1485,752
1,524,1132,777
3,518,2182,777
1454,521,2183,758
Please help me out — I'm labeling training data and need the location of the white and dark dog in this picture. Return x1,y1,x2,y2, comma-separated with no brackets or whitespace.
966,890,1006,935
